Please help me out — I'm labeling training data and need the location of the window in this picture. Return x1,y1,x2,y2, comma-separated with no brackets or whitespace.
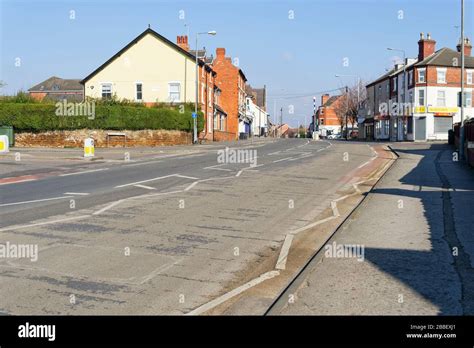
437,90,446,106
418,69,426,83
169,83,181,102
386,84,389,94
220,114,226,131
392,78,397,92
466,92,472,107
437,68,447,84
101,83,112,99
408,70,413,85
409,90,413,103
201,84,205,104
418,89,425,106
136,83,143,101
213,113,218,130
468,71,473,85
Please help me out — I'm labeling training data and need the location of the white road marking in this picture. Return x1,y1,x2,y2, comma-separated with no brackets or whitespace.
275,234,294,270
123,160,163,167
64,192,90,196
0,215,90,232
186,270,280,315
331,201,340,217
268,151,281,155
289,216,338,235
0,196,73,207
203,164,232,171
273,157,293,163
357,161,370,169
60,168,109,176
92,200,124,215
115,174,196,188
133,184,156,190
174,174,199,180
235,170,243,177
184,181,199,191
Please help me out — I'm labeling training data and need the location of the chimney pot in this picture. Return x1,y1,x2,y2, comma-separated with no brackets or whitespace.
420,32,424,40
176,35,189,51
418,32,436,61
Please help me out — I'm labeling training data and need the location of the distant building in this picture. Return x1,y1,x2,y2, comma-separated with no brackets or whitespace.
212,47,248,140
316,94,344,136
364,32,474,141
28,76,83,102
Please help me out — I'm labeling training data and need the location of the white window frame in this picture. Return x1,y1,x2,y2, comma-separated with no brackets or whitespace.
220,114,226,131
408,70,413,85
101,83,113,99
392,78,397,92
467,70,473,85
168,82,181,102
135,82,143,102
463,92,472,107
213,112,218,130
418,89,425,106
418,68,426,83
437,68,447,84
437,90,446,107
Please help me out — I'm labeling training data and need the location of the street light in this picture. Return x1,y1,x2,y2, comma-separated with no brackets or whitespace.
194,30,217,144
387,47,406,141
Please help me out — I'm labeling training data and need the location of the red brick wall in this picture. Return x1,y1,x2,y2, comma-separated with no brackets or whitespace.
15,129,192,148
212,48,240,140
213,130,235,142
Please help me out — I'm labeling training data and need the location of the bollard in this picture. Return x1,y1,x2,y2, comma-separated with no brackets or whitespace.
0,135,9,154
84,137,95,158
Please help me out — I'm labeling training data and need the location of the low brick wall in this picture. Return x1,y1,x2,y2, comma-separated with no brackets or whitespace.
213,130,236,142
14,129,192,148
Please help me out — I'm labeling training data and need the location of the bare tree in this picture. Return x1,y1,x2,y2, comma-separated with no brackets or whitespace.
332,80,367,139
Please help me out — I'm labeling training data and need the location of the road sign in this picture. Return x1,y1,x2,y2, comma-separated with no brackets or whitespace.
0,135,9,153
192,112,197,119
84,137,95,157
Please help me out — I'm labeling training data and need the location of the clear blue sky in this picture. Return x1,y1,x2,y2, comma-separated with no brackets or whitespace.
1,0,472,126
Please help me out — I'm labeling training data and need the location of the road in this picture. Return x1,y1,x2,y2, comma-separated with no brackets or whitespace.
0,138,391,314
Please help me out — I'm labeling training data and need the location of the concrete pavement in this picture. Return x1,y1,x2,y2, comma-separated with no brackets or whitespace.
273,142,474,315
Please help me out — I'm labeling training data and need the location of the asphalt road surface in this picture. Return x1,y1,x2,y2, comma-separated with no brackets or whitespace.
0,138,382,314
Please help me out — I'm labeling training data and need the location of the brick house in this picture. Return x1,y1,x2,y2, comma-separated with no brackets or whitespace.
212,48,248,140
364,32,474,141
29,76,83,102
315,94,345,136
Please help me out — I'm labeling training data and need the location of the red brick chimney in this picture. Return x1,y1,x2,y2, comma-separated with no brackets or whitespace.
321,94,330,105
418,32,436,61
457,37,472,56
216,48,226,58
176,35,189,51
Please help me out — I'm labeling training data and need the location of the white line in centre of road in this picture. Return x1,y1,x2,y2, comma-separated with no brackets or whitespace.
133,184,156,190
115,174,197,188
273,157,293,163
0,196,73,207
60,168,109,176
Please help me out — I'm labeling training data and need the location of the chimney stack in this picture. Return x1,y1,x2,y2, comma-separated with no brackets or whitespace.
321,94,330,106
418,32,436,61
176,35,189,51
216,47,226,58
457,37,472,56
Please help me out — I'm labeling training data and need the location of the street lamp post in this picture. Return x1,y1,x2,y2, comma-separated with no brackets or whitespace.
194,30,216,144
387,47,406,141
460,0,466,161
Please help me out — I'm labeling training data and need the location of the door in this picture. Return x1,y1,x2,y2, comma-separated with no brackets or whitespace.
414,117,426,141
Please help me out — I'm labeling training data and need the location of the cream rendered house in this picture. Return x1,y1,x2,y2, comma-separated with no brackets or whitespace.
82,28,205,105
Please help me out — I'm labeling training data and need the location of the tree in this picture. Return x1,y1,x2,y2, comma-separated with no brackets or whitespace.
332,80,367,139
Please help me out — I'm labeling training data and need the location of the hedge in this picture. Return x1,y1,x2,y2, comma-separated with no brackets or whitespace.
0,102,204,133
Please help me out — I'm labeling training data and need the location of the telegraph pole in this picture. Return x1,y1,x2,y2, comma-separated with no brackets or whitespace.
345,86,349,140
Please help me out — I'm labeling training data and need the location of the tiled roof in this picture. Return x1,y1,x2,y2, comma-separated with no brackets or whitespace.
29,76,82,92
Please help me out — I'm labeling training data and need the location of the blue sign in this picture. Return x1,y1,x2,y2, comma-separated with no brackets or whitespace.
192,112,197,119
